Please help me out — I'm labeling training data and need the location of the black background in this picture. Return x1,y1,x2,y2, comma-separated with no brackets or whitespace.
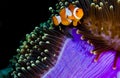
0,0,57,69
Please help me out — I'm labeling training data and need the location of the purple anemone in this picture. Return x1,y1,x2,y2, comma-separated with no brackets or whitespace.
43,28,120,78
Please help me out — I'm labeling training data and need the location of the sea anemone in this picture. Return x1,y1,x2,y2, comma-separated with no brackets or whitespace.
2,0,120,78
8,21,71,78
77,0,120,69
42,28,120,78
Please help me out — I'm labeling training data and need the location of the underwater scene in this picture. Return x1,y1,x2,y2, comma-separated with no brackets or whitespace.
0,0,120,78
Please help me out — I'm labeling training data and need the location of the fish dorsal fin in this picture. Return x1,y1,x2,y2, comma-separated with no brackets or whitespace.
68,3,75,13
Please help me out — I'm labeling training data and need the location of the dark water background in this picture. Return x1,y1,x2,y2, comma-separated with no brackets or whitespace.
0,0,57,69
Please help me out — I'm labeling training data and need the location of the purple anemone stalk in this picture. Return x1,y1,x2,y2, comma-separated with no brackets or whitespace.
43,28,120,78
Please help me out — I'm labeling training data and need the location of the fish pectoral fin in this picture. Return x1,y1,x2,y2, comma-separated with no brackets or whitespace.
73,21,78,26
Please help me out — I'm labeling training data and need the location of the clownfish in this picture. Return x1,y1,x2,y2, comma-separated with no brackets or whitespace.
52,3,84,26
52,7,72,26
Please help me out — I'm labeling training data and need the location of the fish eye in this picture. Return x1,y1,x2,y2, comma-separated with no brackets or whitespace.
76,9,80,13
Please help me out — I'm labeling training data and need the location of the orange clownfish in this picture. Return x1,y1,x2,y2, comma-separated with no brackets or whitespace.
52,7,72,26
52,4,84,26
